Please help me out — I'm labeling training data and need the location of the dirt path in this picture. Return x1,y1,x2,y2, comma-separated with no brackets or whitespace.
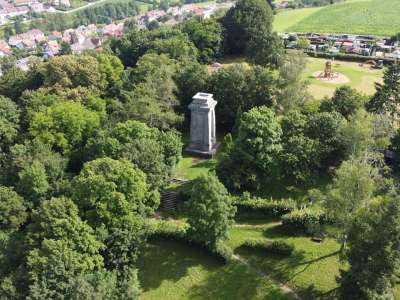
231,254,303,300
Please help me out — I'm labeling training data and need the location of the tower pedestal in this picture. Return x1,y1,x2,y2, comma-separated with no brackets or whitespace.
185,92,218,158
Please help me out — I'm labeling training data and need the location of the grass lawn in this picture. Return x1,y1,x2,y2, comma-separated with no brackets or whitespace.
303,57,383,99
173,155,217,180
139,217,343,300
273,0,400,36
228,221,342,300
138,239,292,300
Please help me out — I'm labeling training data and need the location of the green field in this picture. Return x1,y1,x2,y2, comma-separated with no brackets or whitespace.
303,57,383,99
274,6,323,33
274,0,400,36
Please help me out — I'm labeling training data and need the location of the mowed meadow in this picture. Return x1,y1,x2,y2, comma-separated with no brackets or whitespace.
274,0,400,36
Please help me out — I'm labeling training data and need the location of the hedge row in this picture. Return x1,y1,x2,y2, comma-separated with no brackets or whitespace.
147,219,188,241
242,238,294,256
233,195,296,217
281,209,331,233
146,219,232,263
304,50,395,64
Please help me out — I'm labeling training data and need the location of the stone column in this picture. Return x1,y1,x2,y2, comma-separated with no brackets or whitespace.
185,92,218,158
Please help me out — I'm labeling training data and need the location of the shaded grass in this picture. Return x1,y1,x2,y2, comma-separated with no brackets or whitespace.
138,239,292,300
228,222,342,300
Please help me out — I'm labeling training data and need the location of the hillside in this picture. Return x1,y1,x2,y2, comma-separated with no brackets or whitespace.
274,0,400,36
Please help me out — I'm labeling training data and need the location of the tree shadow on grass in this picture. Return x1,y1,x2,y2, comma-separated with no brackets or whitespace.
234,245,340,300
188,260,292,300
262,223,300,238
190,159,216,171
137,239,222,292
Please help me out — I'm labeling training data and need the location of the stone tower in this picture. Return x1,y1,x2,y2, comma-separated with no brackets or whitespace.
185,92,218,158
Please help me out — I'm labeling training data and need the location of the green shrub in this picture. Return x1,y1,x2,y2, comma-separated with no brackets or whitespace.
147,219,188,241
212,241,233,263
234,194,296,217
146,219,233,263
281,209,330,233
242,238,294,256
305,51,394,64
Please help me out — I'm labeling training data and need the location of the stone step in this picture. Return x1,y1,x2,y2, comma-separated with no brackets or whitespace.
159,178,193,212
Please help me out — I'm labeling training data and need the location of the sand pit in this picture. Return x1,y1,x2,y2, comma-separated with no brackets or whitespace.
312,71,350,84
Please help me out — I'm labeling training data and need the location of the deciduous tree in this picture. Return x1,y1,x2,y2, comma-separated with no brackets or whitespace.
339,196,400,300
187,173,236,248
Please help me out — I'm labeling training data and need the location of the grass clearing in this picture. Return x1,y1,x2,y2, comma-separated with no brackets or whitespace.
303,57,383,99
173,155,217,180
229,222,342,300
274,0,400,36
138,239,292,300
139,218,343,300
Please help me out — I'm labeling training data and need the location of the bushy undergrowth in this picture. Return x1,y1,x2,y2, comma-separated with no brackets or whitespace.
233,194,296,218
242,238,294,256
281,209,331,233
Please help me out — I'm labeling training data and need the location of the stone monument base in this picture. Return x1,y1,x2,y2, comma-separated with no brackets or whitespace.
184,143,220,159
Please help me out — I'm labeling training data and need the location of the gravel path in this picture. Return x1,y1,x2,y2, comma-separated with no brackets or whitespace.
231,254,303,300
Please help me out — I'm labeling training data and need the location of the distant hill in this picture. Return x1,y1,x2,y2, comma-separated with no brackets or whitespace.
274,0,400,36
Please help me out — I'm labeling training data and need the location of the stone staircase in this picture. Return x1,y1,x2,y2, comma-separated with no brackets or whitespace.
160,178,192,212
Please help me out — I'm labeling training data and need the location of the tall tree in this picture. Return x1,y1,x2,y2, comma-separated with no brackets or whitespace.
305,111,346,169
279,112,319,186
339,196,400,300
17,160,49,208
187,173,236,248
120,54,183,129
39,55,107,92
366,64,400,121
222,0,282,66
0,96,20,152
320,86,367,119
324,158,377,251
277,50,309,112
0,186,27,232
216,106,282,191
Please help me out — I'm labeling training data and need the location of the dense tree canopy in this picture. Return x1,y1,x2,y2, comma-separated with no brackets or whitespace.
181,17,223,63
72,157,157,229
0,2,398,298
0,186,27,232
208,64,277,129
0,96,20,153
39,55,108,92
28,101,101,154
